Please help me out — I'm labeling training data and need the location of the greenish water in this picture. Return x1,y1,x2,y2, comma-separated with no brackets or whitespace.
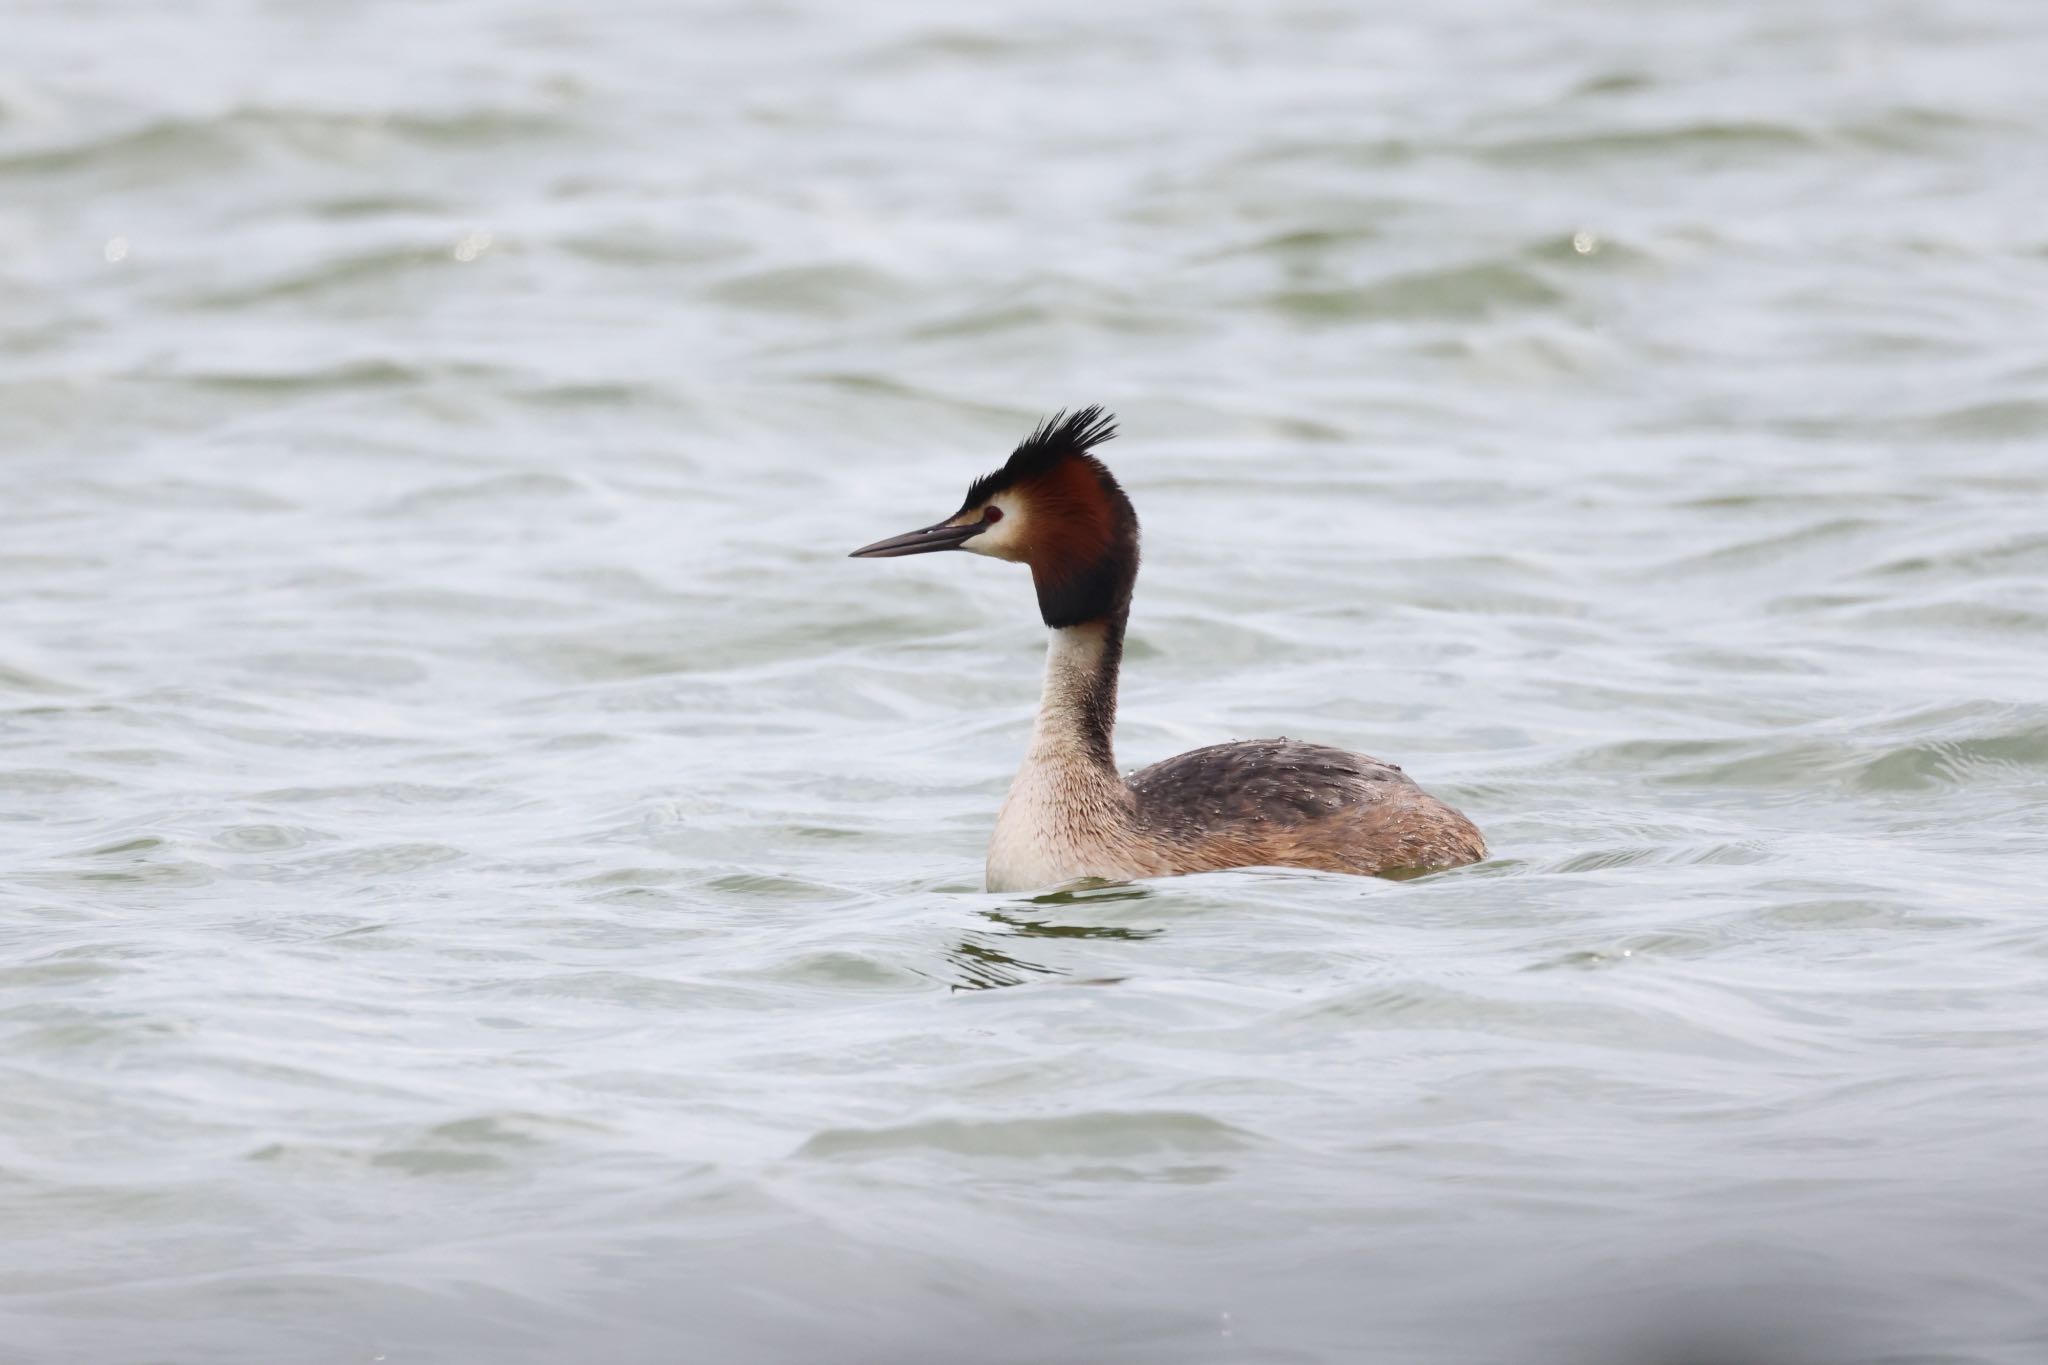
4,2,2048,1361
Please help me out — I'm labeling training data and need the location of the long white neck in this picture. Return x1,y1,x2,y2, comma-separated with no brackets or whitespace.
1025,621,1121,772
986,619,1135,891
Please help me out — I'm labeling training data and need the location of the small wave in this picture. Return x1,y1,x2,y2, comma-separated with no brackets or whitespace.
252,782,497,808
1849,598,2048,637
0,957,135,989
1843,104,2012,152
180,244,457,308
1573,705,2048,793
1866,532,2048,580
1203,225,1384,264
0,657,83,695
169,359,421,393
1652,516,1890,576
362,1113,605,1176
1568,70,1655,98
1913,399,2048,439
373,471,595,516
1472,119,1812,165
764,949,926,989
0,767,124,795
211,824,323,853
306,193,450,220
270,841,467,878
795,1110,1254,1161
857,27,1038,70
1238,136,1419,169
1853,727,2048,791
0,116,239,178
703,263,912,316
1263,260,1563,322
0,104,569,179
1541,842,1772,873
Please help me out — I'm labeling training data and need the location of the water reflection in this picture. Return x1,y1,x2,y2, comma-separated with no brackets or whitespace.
942,891,1166,991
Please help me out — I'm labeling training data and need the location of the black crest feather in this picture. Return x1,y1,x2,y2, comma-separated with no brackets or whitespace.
961,406,1119,510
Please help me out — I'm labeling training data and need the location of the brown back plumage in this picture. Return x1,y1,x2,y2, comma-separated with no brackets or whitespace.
1127,739,1485,877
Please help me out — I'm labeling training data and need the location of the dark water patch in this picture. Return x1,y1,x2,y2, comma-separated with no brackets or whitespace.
1913,398,2048,439
1676,489,1941,513
1843,104,2017,152
940,935,1066,991
0,958,135,988
1472,120,1814,166
164,359,422,394
861,26,1036,67
306,193,451,220
1020,883,1161,910
1247,136,1421,170
902,301,1056,340
248,103,572,150
369,1147,509,1175
1848,598,2048,636
0,658,84,695
1569,70,1655,98
0,117,245,179
1263,260,1564,322
0,104,568,182
1864,531,2048,580
1200,225,1385,266
569,866,680,891
557,231,750,269
795,1110,1253,1162
503,379,665,409
76,836,164,858
704,263,912,316
782,822,872,842
942,908,1171,994
180,244,463,308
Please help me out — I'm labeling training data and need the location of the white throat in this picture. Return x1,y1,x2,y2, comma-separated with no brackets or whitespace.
1026,625,1114,765
985,624,1135,892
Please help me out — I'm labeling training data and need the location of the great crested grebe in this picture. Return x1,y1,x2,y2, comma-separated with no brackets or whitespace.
851,407,1485,893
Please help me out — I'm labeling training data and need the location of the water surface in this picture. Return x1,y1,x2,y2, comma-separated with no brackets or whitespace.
5,1,2048,1361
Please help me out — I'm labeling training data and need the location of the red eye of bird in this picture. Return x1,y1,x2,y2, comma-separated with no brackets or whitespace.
982,506,1003,523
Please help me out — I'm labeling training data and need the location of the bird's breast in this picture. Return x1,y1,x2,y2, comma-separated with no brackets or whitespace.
985,753,1143,892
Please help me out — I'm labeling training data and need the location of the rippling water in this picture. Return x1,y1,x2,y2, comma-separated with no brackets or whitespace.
6,1,2048,1361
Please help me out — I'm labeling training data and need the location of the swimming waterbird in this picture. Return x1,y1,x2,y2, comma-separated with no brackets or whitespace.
851,408,1485,892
